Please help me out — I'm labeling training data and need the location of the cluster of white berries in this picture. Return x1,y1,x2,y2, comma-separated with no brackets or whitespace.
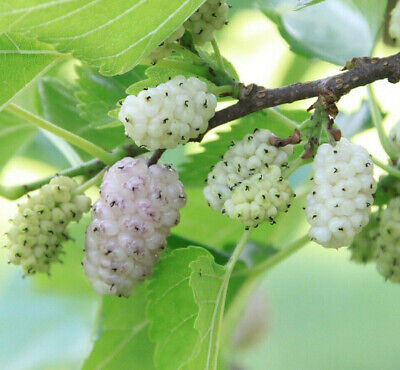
204,129,294,228
376,197,400,282
349,212,380,263
5,176,91,275
389,122,400,150
184,0,230,45
306,138,376,248
119,76,217,150
389,1,400,43
83,157,186,297
146,26,185,65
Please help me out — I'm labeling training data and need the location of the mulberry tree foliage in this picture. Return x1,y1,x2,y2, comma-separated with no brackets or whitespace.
0,0,399,369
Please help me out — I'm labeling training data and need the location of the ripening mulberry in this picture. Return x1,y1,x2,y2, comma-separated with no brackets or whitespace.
349,212,380,263
83,157,186,297
184,0,230,45
119,76,217,150
306,138,376,248
204,129,294,227
224,167,292,227
389,1,400,43
4,176,91,275
376,197,400,282
145,26,185,64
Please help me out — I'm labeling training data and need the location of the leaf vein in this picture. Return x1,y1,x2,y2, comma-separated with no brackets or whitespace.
45,0,147,41
95,320,150,370
84,0,191,62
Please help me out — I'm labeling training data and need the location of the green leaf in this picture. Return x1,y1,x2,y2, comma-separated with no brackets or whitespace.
0,33,59,110
168,234,230,265
0,272,99,369
1,0,206,75
83,284,155,370
295,0,326,10
228,0,258,14
232,240,278,268
36,76,126,160
374,175,400,206
183,254,227,370
18,131,72,169
0,109,36,173
336,101,376,139
146,247,209,370
196,49,240,81
180,110,296,187
260,0,387,65
75,65,147,128
275,53,313,87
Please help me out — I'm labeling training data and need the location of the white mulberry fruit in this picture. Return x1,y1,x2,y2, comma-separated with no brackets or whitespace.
83,157,186,297
145,26,185,64
389,1,400,43
376,198,400,282
119,76,217,150
224,167,292,227
4,176,91,275
184,0,230,45
349,212,380,263
306,138,376,248
204,129,294,227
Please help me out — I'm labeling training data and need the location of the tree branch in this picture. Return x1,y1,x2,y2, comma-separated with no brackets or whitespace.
207,52,400,131
0,144,145,200
0,159,105,200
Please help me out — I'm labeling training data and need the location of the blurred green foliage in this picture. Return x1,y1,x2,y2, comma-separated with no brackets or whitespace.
0,1,399,369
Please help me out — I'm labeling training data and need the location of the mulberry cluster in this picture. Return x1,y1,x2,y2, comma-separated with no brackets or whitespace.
83,157,186,297
146,26,185,64
389,1,400,43
306,138,376,248
204,129,294,227
389,122,400,150
184,0,230,45
349,212,380,263
119,76,217,150
4,176,91,275
376,197,400,282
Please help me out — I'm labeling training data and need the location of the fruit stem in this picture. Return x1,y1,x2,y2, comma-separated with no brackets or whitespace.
147,149,166,166
0,158,105,200
221,234,309,353
212,228,251,370
299,117,313,130
243,234,309,280
209,84,234,97
211,37,226,73
266,108,300,130
283,156,312,178
5,104,116,165
371,156,400,179
74,168,107,194
367,85,398,161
